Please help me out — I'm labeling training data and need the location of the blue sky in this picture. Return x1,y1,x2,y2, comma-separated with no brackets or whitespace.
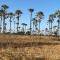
0,0,60,32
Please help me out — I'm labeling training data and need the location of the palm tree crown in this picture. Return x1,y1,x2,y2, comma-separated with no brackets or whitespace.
49,14,55,21
28,8,34,13
8,12,13,18
1,4,9,12
55,10,60,18
15,10,22,16
0,9,4,15
36,11,44,20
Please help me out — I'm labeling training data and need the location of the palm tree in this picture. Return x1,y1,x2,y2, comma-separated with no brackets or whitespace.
28,8,34,35
1,4,9,11
15,10,22,33
1,4,9,33
48,14,55,35
36,11,44,35
8,12,13,33
0,9,3,33
55,10,60,36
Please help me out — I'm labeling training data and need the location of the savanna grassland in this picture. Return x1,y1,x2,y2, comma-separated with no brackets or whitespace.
0,35,60,60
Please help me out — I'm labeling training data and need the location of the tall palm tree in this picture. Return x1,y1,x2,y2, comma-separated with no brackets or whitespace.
36,11,44,35
8,12,13,33
15,10,22,33
48,14,55,35
28,8,34,35
0,9,3,33
55,10,60,36
1,4,9,33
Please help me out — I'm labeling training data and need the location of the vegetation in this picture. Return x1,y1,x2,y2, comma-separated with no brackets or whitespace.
0,4,60,37
0,35,59,60
0,4,60,60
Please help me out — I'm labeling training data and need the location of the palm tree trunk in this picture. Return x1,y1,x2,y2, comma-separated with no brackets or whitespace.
0,16,2,33
17,22,18,32
39,21,40,35
58,21,59,40
49,22,50,35
25,26,26,34
3,15,5,33
51,22,52,35
30,13,32,35
17,17,19,33
14,21,15,33
10,17,12,33
33,23,34,31
0,21,1,33
23,25,24,33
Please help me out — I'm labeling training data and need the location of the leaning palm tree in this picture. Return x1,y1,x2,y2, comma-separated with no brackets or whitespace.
1,4,9,33
28,8,34,35
36,11,44,35
15,10,22,33
8,12,13,33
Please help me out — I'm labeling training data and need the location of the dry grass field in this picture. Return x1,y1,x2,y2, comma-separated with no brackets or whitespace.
0,35,60,60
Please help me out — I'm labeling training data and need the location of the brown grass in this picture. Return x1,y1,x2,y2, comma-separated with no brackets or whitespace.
0,35,60,60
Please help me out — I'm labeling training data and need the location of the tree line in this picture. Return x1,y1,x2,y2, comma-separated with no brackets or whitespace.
0,4,60,36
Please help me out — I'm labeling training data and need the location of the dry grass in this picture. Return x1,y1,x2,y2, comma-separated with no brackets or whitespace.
0,35,60,60
0,45,60,60
0,35,59,43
